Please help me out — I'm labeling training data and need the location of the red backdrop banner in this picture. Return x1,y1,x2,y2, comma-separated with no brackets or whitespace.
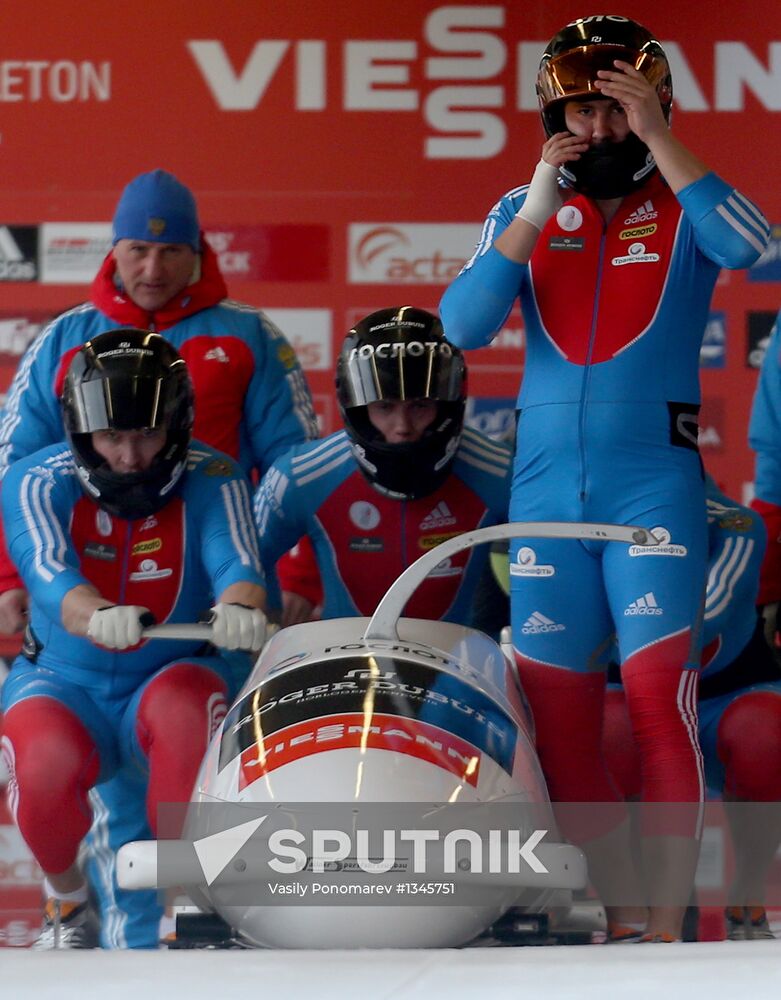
1,1,780,501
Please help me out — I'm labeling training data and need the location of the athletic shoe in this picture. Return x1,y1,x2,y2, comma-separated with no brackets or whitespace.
606,921,645,943
725,906,775,941
639,932,679,943
32,899,99,950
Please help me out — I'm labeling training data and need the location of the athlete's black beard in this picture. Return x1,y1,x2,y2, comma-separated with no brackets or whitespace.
559,134,657,199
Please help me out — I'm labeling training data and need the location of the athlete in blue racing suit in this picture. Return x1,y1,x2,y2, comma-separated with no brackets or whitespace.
439,16,769,941
0,332,266,948
255,307,512,633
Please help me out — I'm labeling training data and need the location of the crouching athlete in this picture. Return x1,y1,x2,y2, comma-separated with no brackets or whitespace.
0,330,267,948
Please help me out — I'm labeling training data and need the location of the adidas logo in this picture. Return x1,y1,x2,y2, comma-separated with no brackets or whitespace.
624,200,657,224
420,501,456,530
521,611,565,634
204,346,229,362
0,226,35,280
624,592,663,616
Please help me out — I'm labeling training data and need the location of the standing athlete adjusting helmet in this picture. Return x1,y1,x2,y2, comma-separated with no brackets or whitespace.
439,11,769,942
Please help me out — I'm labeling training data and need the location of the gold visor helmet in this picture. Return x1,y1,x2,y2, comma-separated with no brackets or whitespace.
537,15,672,138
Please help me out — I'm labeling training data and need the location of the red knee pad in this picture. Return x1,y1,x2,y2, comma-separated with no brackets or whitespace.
136,663,228,833
622,634,703,836
717,691,781,800
514,653,625,841
1,698,99,874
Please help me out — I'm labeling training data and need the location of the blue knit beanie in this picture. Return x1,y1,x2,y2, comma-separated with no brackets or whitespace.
112,169,200,251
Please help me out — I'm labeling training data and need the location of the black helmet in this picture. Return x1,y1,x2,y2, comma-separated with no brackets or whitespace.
336,307,466,500
537,15,672,198
61,329,194,519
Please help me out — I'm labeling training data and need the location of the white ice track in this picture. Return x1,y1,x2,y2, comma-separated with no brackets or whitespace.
4,942,781,1000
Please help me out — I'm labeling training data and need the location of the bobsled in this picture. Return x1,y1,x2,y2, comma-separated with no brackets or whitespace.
118,521,656,949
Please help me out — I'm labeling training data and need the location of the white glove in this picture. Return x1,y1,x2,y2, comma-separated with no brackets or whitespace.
210,603,267,651
515,158,562,231
87,605,154,650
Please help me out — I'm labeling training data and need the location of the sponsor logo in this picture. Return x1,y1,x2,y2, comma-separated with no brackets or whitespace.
96,509,113,537
349,536,384,553
39,223,112,284
129,558,172,581
348,224,475,284
83,541,117,562
349,339,453,362
611,241,660,266
139,516,158,531
206,692,227,742
521,611,565,634
0,315,45,357
556,205,583,232
0,226,37,281
131,538,162,556
464,396,516,440
205,459,233,477
419,532,461,551
624,592,663,616
204,346,229,362
420,501,457,530
718,513,753,532
549,235,584,251
204,226,329,282
746,311,777,369
510,547,555,577
624,200,657,224
427,556,463,579
619,224,657,240
349,501,380,531
239,712,481,788
220,657,518,775
700,312,726,368
265,309,332,371
629,525,688,557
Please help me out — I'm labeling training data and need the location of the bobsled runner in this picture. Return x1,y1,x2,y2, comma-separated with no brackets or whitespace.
117,521,657,948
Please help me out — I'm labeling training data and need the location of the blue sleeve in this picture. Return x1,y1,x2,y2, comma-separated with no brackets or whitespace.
677,172,770,270
243,313,319,476
254,454,310,573
703,484,766,645
439,190,527,349
0,318,66,481
188,454,266,596
1,449,90,623
748,311,781,504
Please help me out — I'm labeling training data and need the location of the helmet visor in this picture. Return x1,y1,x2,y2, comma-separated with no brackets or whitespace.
67,374,182,432
538,46,669,107
341,342,464,407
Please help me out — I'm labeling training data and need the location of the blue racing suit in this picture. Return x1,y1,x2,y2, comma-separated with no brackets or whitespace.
0,442,264,944
0,243,316,947
440,170,769,829
254,427,511,629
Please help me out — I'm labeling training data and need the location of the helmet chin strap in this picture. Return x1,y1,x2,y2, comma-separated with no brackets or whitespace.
559,134,656,199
